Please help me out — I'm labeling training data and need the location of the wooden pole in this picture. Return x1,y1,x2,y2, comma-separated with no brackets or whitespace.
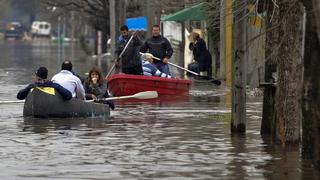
219,0,226,80
225,0,233,87
70,11,75,61
97,30,102,67
109,0,116,59
231,0,247,133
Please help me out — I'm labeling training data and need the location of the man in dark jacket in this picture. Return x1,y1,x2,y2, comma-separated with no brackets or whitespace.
115,25,143,75
17,67,72,100
140,25,173,75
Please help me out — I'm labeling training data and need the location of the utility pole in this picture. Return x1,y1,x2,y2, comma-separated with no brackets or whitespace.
62,16,66,61
231,0,247,133
110,0,116,59
71,11,75,61
57,16,61,66
219,0,225,80
97,30,102,67
225,0,233,87
146,0,152,37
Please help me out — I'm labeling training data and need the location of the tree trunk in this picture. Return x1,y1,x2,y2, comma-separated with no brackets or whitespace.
301,0,320,170
261,85,276,135
261,1,279,135
275,1,304,146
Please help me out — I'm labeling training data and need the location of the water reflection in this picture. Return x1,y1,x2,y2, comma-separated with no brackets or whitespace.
22,117,109,133
0,41,319,179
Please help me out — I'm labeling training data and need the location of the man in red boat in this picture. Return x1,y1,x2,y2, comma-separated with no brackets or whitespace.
17,66,72,100
141,53,172,78
140,25,173,75
115,25,143,75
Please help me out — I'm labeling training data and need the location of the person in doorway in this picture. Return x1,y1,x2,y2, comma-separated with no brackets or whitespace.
84,66,115,110
141,53,172,78
17,66,72,100
115,25,143,75
140,24,173,75
51,60,86,100
191,32,212,76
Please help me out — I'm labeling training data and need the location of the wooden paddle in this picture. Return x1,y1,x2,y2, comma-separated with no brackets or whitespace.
0,91,158,104
139,52,221,85
0,100,25,104
86,91,158,102
106,31,136,78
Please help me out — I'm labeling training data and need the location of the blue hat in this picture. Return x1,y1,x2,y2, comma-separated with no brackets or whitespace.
35,67,48,79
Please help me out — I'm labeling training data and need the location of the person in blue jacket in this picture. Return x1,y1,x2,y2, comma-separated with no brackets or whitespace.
17,66,72,100
141,53,172,78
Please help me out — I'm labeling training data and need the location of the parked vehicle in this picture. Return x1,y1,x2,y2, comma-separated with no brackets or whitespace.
4,22,24,40
31,21,51,37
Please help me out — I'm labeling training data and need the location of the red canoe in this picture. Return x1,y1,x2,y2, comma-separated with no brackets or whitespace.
106,74,192,96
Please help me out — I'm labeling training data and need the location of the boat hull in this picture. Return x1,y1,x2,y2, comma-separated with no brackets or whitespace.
106,74,192,96
23,88,110,118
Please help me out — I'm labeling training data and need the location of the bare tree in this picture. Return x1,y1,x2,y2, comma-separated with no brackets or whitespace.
275,1,304,146
300,0,320,170
263,2,320,166
41,0,110,53
0,0,11,20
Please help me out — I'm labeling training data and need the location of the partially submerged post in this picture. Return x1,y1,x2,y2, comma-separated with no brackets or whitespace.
231,0,247,133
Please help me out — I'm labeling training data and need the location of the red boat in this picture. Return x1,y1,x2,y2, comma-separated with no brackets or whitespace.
106,74,192,96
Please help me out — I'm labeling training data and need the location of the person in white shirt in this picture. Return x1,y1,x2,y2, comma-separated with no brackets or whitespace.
52,61,85,100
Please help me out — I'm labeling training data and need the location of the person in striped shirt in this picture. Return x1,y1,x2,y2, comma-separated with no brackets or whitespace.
141,53,172,78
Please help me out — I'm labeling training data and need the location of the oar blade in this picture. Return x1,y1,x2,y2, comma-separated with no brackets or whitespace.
0,100,25,104
196,75,222,85
211,79,222,85
132,91,158,99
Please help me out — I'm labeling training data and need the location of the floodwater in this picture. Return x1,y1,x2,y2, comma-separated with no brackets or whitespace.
0,40,319,179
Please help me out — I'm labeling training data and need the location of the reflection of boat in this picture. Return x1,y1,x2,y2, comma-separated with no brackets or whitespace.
106,74,192,96
114,94,190,106
51,36,76,43
23,87,110,118
22,117,108,133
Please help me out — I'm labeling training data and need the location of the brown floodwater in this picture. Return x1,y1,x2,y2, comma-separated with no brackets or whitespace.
0,40,319,179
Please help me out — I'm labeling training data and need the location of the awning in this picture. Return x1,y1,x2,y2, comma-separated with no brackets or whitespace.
161,3,206,21
126,16,147,31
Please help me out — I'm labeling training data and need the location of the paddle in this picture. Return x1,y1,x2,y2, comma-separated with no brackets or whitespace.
139,52,221,85
0,100,25,104
1,91,158,104
86,91,158,102
106,31,136,78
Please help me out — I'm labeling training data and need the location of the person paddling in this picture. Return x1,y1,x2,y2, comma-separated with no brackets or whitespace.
84,66,115,110
17,66,72,100
115,25,143,75
140,25,173,75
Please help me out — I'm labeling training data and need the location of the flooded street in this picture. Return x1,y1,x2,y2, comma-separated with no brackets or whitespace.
0,41,319,179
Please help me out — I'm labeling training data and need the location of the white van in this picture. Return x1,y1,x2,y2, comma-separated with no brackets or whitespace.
31,21,51,37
